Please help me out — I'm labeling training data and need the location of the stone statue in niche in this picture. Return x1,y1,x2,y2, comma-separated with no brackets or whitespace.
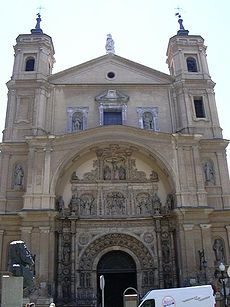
143,112,154,130
150,170,159,182
56,196,65,215
118,165,126,180
72,112,83,131
80,272,85,287
152,193,162,215
86,272,91,287
162,243,170,263
14,164,24,187
203,160,215,184
166,194,175,211
213,238,224,263
103,165,112,180
62,243,71,265
8,240,35,295
69,194,80,215
62,276,71,300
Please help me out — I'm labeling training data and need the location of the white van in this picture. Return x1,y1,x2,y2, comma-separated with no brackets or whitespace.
138,285,215,307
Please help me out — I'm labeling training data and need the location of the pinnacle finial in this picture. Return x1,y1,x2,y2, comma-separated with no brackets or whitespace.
31,13,43,34
105,34,115,54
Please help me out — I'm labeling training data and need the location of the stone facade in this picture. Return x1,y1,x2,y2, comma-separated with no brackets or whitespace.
0,18,230,307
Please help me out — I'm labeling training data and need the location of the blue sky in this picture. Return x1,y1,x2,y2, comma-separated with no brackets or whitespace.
1,0,230,170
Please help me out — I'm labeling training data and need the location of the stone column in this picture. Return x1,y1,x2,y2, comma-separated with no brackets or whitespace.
20,226,32,250
216,152,230,208
192,144,207,206
0,230,4,269
39,226,52,282
183,224,196,279
200,224,213,281
225,226,230,261
71,220,76,300
155,219,164,288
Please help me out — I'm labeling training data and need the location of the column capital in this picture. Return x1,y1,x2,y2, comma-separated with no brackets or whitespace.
20,226,33,233
39,226,50,233
200,224,212,230
183,224,194,231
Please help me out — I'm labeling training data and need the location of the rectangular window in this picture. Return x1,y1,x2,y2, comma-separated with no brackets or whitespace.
103,111,122,125
194,97,205,118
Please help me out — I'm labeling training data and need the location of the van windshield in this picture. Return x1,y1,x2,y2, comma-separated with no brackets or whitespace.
140,299,155,307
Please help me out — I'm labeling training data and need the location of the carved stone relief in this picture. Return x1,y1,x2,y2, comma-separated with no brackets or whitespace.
79,233,155,270
105,192,126,215
63,145,176,219
70,145,159,183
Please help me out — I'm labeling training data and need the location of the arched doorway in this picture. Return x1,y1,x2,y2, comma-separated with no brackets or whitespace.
97,251,137,307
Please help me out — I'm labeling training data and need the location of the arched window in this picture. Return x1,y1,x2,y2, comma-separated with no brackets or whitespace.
25,57,35,71
186,57,198,72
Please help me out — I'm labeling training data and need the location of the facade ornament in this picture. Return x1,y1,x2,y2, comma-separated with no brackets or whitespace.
14,164,24,188
213,238,225,263
175,12,189,36
203,160,215,185
31,13,43,34
105,33,115,54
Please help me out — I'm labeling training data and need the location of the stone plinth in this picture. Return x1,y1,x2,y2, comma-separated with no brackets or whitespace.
1,275,23,307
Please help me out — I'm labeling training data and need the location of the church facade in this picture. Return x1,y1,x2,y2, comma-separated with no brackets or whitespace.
0,14,230,307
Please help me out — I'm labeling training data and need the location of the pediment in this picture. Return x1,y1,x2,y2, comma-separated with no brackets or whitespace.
49,54,173,85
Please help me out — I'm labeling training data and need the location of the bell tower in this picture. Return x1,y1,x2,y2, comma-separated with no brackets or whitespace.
3,14,55,141
166,14,222,138
12,13,55,80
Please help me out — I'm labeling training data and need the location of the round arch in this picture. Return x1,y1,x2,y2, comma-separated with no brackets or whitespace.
79,233,155,271
49,126,177,195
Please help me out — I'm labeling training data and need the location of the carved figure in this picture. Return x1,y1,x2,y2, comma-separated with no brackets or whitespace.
105,33,115,54
150,170,159,182
62,243,71,265
204,161,215,184
35,13,42,30
71,171,79,180
69,194,80,215
103,165,111,180
80,194,96,215
152,193,162,215
62,276,71,299
57,196,65,214
9,240,35,294
213,238,224,262
118,165,126,180
143,112,154,130
72,112,83,131
14,164,24,186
